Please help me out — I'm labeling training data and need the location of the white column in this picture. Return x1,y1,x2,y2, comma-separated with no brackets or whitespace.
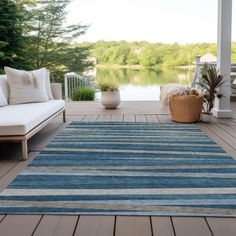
213,0,232,118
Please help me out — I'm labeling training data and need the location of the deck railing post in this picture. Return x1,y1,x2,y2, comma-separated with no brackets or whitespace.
192,56,201,87
64,72,94,100
64,75,68,101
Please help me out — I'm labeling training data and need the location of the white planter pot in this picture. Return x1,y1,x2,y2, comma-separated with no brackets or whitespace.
201,113,212,123
101,91,120,109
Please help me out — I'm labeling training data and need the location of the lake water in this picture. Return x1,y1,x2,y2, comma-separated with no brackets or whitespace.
94,67,193,101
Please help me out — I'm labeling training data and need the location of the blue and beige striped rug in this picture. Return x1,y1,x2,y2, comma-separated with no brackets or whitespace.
1,121,236,216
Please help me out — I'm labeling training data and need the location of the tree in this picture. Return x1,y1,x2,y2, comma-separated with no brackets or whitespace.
108,43,130,65
90,41,229,69
127,52,140,65
19,0,90,73
232,43,236,61
139,44,162,68
0,0,24,71
0,41,8,73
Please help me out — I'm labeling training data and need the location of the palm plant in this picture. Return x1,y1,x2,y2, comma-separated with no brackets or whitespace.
198,63,225,113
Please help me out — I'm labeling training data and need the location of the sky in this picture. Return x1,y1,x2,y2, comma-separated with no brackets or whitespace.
66,0,236,44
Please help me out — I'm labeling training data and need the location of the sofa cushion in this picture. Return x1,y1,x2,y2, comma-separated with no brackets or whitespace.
5,67,49,105
0,100,65,136
46,70,54,100
0,75,8,107
0,87,8,107
0,75,9,102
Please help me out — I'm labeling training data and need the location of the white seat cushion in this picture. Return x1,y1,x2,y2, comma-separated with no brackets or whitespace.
0,100,65,136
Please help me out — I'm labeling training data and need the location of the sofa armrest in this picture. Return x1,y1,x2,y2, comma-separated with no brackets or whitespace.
50,83,62,100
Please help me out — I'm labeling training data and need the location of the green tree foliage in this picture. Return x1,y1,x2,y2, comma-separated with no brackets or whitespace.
0,0,24,72
19,0,91,73
232,43,236,61
139,44,162,67
0,41,8,73
88,41,227,69
127,52,140,65
92,41,130,65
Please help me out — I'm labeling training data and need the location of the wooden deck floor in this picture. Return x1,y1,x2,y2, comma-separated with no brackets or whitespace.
1,101,236,236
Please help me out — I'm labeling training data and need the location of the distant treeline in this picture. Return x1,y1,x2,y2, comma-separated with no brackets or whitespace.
80,41,236,69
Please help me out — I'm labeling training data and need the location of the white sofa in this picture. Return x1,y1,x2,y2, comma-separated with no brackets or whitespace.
0,75,66,160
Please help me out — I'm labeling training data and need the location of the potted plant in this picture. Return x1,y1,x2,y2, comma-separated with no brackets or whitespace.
99,83,120,109
198,63,225,122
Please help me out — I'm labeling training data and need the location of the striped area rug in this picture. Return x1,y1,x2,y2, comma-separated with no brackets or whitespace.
1,121,236,216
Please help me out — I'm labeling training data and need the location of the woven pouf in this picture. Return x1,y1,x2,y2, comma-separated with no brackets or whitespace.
169,95,203,123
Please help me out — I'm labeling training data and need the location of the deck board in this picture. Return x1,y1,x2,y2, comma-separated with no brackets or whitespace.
0,215,42,236
206,217,236,236
67,114,85,122
172,217,212,236
82,114,99,121
215,122,236,138
123,114,136,122
146,114,160,123
198,124,236,159
0,161,18,178
135,114,147,122
0,152,38,190
151,217,175,236
0,161,7,169
0,215,5,222
115,216,152,236
33,215,78,236
74,216,115,236
208,124,236,148
157,115,173,123
0,101,236,236
110,114,124,121
97,114,112,121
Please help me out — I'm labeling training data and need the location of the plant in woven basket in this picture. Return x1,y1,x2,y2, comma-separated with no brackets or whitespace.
198,63,225,114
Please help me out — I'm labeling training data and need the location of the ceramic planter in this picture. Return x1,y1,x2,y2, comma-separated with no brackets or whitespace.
101,91,120,109
201,112,212,123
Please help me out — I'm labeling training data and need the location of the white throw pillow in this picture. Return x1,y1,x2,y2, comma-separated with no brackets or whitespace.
46,69,54,100
0,86,8,107
5,67,49,105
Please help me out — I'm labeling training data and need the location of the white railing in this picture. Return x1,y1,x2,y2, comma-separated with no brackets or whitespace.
191,56,202,88
192,57,236,91
64,72,94,100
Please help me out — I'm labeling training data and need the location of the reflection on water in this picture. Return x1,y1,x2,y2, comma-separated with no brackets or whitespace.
95,67,193,101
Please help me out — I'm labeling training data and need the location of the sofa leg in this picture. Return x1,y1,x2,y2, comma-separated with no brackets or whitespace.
22,139,28,161
63,110,66,123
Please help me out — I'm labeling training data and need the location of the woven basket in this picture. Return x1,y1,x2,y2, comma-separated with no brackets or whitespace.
169,95,203,123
